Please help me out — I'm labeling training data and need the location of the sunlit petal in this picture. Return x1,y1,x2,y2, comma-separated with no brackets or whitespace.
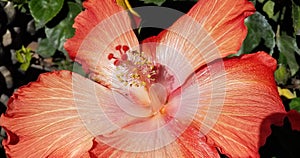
152,0,255,86
64,0,139,87
0,71,94,157
194,52,285,157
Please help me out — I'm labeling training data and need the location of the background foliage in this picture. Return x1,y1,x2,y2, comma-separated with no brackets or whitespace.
0,0,299,157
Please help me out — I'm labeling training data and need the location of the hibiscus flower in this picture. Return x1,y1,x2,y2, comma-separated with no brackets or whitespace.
0,0,292,157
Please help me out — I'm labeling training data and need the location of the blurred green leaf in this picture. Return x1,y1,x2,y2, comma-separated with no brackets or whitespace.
16,52,25,64
277,33,300,76
263,0,275,18
278,52,287,65
15,46,32,71
139,0,166,6
290,98,300,112
275,64,290,85
55,60,85,75
29,0,64,29
257,0,265,3
72,62,87,77
45,2,81,56
36,38,56,58
238,12,275,55
292,1,300,35
75,0,83,4
11,0,27,4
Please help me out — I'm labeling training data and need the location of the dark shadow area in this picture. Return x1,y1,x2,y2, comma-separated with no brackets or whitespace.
259,113,300,158
130,0,196,41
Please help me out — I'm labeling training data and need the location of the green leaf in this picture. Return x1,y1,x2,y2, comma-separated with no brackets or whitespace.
74,0,82,5
29,0,64,29
45,2,82,56
15,46,32,71
290,98,300,112
16,51,25,63
20,62,31,71
72,62,87,77
277,33,300,76
278,52,287,65
292,1,300,35
238,12,275,55
139,0,166,6
54,60,86,75
36,38,56,58
275,64,290,85
263,1,275,18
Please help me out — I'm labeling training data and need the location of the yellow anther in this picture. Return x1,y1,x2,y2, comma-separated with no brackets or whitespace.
113,48,158,88
141,82,146,86
131,73,140,79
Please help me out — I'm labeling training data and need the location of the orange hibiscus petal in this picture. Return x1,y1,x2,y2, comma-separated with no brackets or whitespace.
0,70,133,157
194,52,286,157
0,70,174,157
87,75,218,157
89,123,219,158
153,0,255,83
0,71,94,157
64,0,139,87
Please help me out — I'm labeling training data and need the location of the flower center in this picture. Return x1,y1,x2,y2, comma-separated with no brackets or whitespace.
149,83,167,115
108,45,159,88
108,45,172,115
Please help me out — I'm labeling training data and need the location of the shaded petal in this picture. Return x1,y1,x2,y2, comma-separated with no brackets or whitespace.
267,110,300,131
150,0,255,85
89,123,219,158
64,0,139,87
287,110,300,131
194,52,286,157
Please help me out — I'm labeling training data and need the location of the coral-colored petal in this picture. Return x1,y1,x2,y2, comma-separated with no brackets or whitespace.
64,0,139,87
141,36,157,59
89,123,219,158
0,70,149,157
0,71,95,157
88,79,216,157
193,52,286,157
151,0,255,85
